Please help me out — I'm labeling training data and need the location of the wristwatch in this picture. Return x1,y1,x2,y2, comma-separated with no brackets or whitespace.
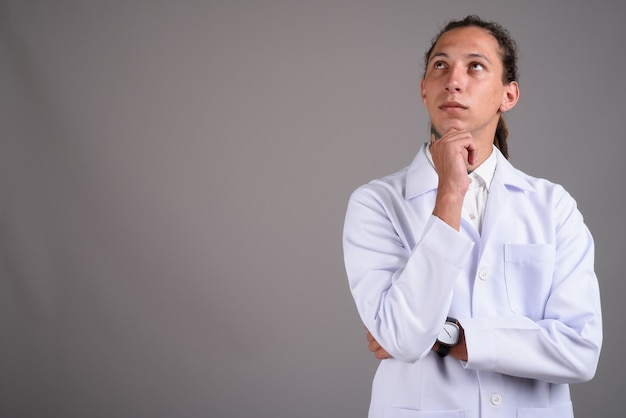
436,316,460,357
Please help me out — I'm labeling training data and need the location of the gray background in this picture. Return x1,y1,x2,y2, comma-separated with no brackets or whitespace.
1,1,624,417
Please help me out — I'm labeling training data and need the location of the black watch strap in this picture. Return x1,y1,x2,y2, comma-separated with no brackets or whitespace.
436,343,452,357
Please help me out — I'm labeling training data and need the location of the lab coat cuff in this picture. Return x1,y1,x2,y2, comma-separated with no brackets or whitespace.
461,318,497,370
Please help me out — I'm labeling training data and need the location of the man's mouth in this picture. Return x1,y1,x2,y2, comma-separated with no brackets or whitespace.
439,101,468,110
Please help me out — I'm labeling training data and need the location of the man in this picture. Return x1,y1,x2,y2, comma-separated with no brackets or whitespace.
343,15,602,417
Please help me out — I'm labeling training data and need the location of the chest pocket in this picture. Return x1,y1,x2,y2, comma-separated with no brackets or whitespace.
504,244,556,320
384,408,464,417
517,402,573,417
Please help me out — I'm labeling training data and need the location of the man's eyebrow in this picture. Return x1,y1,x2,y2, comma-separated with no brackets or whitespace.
467,52,491,63
429,51,491,63
429,52,449,60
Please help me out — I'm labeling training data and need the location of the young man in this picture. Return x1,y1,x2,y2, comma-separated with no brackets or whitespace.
343,16,602,417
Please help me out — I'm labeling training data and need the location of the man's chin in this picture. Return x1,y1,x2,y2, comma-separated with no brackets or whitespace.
433,122,466,137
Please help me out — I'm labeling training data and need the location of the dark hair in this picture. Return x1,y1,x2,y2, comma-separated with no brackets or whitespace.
423,15,518,158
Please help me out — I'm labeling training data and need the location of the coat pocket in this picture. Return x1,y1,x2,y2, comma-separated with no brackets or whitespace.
384,407,464,417
503,243,555,320
517,402,573,417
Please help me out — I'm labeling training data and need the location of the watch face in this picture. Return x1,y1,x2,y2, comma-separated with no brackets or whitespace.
437,322,460,345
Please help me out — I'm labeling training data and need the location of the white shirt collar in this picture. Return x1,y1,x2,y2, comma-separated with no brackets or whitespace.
470,145,497,191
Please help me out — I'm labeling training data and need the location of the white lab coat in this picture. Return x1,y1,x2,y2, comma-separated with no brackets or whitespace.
343,144,602,418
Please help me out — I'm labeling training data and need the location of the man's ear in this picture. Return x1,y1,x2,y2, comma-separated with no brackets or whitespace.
500,81,520,112
420,78,427,105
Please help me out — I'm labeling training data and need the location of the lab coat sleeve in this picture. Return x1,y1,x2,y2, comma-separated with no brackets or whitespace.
462,186,602,384
343,186,474,363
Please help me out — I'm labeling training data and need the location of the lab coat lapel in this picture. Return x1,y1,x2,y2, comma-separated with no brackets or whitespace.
480,150,533,246
480,174,509,246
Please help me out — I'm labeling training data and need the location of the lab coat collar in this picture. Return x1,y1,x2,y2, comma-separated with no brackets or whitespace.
404,142,534,201
404,143,439,200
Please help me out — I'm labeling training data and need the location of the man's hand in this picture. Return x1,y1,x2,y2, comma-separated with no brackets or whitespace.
366,330,392,360
430,128,477,186
430,128,477,230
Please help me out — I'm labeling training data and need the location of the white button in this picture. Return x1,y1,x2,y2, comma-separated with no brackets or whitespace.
478,269,489,280
469,213,476,220
490,393,503,406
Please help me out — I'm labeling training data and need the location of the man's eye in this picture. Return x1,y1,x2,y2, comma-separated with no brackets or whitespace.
470,62,485,71
433,61,446,69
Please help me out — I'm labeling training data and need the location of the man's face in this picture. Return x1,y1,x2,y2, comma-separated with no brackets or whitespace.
421,26,517,143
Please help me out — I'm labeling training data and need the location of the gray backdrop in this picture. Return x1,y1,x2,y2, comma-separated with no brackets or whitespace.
1,1,624,417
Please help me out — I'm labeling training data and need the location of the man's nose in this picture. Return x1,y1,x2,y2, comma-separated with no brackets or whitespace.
445,66,464,92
